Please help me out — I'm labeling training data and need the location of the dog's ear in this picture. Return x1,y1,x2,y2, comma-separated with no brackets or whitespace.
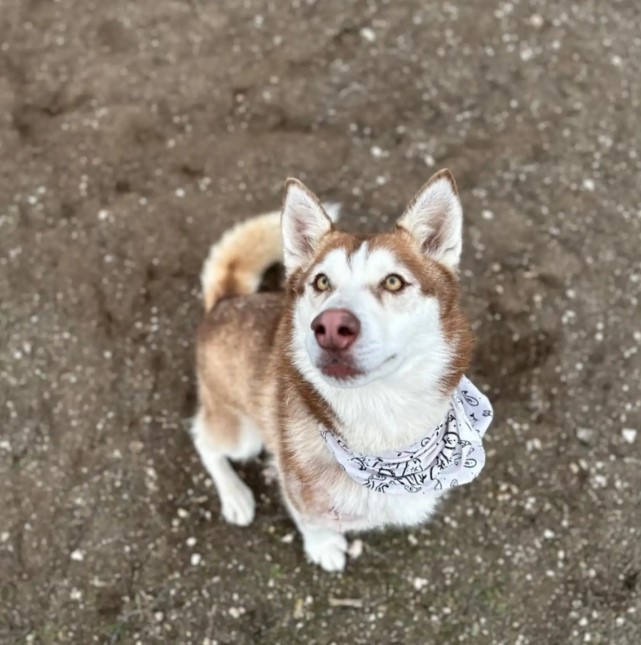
281,178,334,274
396,169,463,269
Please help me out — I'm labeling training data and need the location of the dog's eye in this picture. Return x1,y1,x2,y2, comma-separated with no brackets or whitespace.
313,273,331,292
382,274,405,292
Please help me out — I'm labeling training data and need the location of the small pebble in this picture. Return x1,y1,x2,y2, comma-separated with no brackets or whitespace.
348,539,363,559
622,428,637,444
360,27,376,42
412,577,428,591
576,428,595,445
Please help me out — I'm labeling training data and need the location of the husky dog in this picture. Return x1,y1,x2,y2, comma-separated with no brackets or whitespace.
191,170,491,572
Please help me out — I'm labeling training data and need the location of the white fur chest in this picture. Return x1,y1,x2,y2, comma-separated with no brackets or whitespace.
327,471,442,533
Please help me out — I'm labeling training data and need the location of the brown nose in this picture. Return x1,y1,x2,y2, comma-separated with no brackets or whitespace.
311,308,360,351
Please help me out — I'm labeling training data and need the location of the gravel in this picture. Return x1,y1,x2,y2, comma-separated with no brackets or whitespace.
1,0,640,643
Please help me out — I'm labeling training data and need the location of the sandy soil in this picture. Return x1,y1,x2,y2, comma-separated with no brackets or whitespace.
1,0,640,643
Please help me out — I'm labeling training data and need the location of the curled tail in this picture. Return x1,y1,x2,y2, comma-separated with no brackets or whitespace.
201,202,340,311
200,210,283,311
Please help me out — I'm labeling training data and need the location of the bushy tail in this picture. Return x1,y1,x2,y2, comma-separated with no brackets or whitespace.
200,210,283,311
201,202,341,311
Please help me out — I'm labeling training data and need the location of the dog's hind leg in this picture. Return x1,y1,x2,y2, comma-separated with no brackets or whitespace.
191,406,262,526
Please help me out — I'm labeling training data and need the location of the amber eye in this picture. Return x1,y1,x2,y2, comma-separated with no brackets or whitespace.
383,274,405,292
313,273,331,292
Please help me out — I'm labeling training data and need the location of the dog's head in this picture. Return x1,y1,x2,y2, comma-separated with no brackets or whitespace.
281,170,473,392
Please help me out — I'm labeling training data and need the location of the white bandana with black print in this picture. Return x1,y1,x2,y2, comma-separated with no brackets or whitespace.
319,376,493,494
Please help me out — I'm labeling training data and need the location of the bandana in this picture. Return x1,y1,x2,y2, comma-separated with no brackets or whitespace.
319,376,493,495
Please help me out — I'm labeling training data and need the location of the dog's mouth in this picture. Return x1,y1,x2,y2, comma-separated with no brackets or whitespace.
317,352,397,382
319,355,362,380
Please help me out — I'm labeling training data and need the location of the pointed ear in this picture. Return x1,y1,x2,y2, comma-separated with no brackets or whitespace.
396,169,463,269
281,178,334,274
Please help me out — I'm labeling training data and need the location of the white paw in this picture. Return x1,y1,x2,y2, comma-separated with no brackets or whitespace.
220,479,255,527
304,529,348,572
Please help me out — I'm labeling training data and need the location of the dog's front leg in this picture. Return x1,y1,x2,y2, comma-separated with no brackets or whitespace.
283,494,348,572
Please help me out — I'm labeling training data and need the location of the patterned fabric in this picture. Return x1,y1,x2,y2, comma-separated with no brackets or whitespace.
319,376,493,494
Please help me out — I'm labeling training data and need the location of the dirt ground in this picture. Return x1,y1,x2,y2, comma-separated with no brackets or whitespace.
1,0,640,643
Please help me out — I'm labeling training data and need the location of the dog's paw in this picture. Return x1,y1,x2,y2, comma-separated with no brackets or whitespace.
304,529,348,572
220,479,255,526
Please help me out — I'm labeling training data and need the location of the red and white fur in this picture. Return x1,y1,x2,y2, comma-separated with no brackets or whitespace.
191,170,474,571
